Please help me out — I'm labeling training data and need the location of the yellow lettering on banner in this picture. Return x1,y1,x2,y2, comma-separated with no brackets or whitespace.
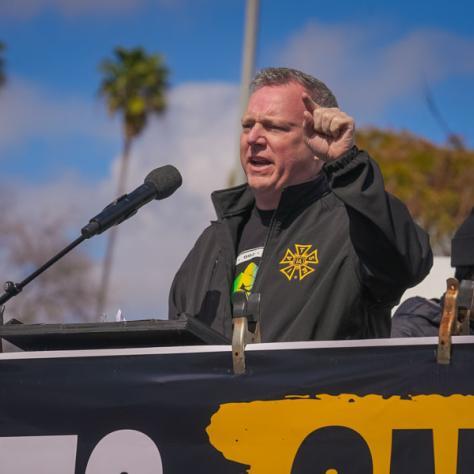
206,394,474,474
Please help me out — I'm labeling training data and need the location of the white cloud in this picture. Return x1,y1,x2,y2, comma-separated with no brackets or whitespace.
1,81,239,322
0,77,115,152
106,82,240,318
276,21,474,124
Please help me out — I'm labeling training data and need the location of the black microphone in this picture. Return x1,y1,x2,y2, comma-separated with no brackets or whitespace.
81,165,182,239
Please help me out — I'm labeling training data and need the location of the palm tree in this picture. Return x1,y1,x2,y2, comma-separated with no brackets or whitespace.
97,46,168,317
0,42,6,90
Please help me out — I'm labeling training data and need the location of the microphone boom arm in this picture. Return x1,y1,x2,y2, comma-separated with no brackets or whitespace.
0,234,86,306
0,164,182,308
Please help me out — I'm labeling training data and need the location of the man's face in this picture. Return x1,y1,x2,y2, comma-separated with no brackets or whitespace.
240,82,321,208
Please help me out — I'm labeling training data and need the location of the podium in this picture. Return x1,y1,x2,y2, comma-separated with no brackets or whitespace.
0,315,229,351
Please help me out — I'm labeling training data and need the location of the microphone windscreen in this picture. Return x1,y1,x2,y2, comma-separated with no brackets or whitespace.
145,165,183,200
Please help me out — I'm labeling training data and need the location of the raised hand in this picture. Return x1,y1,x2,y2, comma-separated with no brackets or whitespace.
302,93,355,162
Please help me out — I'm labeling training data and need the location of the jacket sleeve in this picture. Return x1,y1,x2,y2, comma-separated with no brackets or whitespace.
168,258,188,321
168,225,217,321
168,234,200,321
324,146,433,303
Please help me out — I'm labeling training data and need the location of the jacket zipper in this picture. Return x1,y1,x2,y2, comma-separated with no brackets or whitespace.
250,209,280,294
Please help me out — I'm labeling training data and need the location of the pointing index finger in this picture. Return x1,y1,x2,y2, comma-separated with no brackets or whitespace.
302,93,320,113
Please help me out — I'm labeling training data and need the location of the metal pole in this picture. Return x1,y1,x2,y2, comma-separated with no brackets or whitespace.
230,0,260,186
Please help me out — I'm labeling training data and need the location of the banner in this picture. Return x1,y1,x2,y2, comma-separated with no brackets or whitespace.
1,337,474,473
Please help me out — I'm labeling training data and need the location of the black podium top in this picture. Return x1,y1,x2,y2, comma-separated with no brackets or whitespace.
0,315,229,351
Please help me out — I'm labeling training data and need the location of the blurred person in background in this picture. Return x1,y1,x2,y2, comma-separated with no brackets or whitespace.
391,207,474,337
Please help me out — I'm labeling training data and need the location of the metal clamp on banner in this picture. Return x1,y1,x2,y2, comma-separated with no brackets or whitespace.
437,278,474,364
232,291,261,375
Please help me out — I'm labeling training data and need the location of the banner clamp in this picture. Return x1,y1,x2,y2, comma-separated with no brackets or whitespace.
437,278,474,364
232,291,261,374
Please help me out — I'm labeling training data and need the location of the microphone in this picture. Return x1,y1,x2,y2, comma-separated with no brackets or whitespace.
81,165,182,239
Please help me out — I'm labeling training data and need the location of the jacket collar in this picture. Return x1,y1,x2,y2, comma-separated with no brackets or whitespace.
211,174,329,220
278,174,329,213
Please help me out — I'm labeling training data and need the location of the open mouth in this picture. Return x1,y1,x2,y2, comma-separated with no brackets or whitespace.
249,156,272,167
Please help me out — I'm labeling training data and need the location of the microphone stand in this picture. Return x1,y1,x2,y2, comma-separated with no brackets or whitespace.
0,234,86,308
0,165,182,315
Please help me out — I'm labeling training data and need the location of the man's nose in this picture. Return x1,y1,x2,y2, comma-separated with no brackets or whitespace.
247,124,266,146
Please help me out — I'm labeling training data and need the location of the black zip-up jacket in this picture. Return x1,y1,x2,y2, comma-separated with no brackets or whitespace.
169,148,433,341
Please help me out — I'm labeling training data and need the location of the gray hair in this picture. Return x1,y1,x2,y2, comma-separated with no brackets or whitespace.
250,67,338,108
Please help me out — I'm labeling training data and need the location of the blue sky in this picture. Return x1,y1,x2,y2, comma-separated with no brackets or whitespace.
1,0,473,182
0,0,472,319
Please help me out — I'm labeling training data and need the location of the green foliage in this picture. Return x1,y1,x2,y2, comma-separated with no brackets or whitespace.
357,128,474,254
99,46,168,140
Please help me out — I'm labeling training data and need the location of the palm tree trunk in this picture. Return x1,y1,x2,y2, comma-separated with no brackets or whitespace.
96,137,132,318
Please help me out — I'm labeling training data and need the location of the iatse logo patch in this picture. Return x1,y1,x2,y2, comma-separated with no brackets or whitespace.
279,244,319,281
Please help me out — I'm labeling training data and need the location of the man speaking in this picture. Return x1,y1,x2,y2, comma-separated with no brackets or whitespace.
169,67,432,342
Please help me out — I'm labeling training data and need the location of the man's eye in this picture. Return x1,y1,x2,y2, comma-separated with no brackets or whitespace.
242,123,253,130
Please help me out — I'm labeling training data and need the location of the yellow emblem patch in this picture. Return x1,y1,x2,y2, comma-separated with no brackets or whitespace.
279,244,319,281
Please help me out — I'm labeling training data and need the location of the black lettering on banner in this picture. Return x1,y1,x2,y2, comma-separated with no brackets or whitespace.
457,429,474,473
390,429,434,474
290,426,373,474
